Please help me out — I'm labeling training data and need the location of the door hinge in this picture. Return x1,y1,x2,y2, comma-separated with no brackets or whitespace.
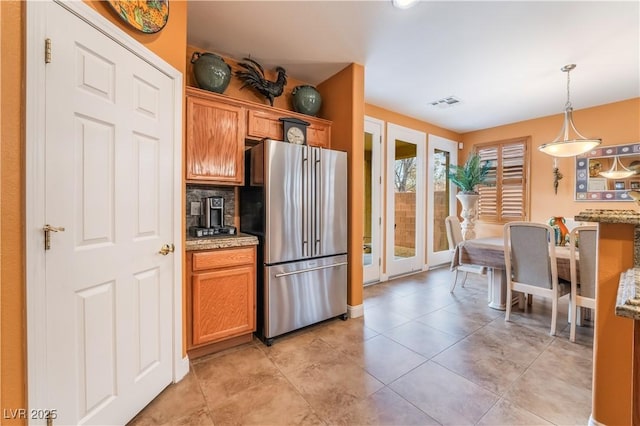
378,257,381,266
45,38,52,64
379,217,381,225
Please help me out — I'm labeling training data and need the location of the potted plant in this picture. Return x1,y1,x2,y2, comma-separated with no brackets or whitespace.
448,153,491,239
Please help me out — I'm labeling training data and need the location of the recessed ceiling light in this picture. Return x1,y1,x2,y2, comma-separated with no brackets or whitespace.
391,0,419,10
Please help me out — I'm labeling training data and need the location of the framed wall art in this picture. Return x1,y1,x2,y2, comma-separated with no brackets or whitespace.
575,142,640,201
107,0,169,34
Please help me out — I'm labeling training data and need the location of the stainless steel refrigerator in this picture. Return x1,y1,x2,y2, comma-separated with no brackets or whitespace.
240,139,348,345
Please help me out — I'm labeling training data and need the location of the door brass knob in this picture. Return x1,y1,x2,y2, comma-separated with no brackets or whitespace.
43,224,65,250
158,243,175,255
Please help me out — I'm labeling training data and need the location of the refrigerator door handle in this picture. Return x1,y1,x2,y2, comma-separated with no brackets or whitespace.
313,148,321,256
302,150,309,257
274,262,348,278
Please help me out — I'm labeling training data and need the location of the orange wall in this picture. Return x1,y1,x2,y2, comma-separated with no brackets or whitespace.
85,1,187,76
318,64,366,309
1,1,25,422
461,98,640,236
0,2,187,422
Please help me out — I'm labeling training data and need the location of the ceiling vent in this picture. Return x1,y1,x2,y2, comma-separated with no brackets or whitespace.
429,96,461,109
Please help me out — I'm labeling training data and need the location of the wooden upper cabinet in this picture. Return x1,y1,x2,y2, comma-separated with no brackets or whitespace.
186,88,246,185
307,121,331,148
246,106,332,148
246,109,284,141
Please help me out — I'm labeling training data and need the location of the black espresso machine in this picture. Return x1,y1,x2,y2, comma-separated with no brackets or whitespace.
190,196,236,237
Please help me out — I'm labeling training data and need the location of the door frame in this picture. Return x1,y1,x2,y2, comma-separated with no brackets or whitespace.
385,123,426,278
25,0,187,417
363,116,384,284
426,135,459,268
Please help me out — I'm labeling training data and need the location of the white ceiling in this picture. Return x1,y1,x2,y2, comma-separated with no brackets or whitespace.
187,1,640,134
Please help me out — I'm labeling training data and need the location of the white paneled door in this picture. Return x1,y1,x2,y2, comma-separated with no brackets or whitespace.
386,124,426,278
43,2,174,424
427,135,458,267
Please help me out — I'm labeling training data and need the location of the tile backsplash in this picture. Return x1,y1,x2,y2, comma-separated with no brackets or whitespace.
186,185,235,232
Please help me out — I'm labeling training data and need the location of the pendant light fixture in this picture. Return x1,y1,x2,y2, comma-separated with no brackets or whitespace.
538,64,601,157
599,156,636,179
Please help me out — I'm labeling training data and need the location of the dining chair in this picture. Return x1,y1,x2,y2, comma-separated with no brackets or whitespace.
445,215,485,292
504,222,571,336
569,225,597,342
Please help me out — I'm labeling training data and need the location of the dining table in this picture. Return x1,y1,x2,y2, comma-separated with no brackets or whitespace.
450,236,577,310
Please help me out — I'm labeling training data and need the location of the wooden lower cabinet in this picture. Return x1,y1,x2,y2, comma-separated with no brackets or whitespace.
187,246,256,357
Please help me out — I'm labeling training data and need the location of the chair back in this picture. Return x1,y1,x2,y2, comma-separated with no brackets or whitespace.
445,216,463,250
570,225,597,298
504,222,556,289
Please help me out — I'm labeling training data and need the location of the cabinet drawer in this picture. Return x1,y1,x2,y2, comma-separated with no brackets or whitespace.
192,247,255,271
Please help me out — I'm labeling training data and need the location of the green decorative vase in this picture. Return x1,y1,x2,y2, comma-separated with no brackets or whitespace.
291,85,322,116
191,52,231,94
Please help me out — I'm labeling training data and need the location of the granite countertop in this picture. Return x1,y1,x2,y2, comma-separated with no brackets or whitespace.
185,233,259,251
616,268,640,320
575,209,640,224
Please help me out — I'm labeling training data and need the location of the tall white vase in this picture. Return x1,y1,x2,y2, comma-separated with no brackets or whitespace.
456,193,480,240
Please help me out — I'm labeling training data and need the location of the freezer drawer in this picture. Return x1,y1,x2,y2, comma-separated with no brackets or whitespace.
264,255,347,339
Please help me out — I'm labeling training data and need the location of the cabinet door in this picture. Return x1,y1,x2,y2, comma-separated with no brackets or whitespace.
247,109,283,141
191,265,256,346
307,122,331,148
186,96,245,184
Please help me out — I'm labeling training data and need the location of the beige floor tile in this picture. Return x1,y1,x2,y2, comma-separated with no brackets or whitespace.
283,357,385,420
363,304,412,333
417,306,491,338
260,331,344,374
207,375,323,425
312,317,379,350
390,361,499,425
432,323,553,394
477,398,553,425
524,338,594,390
158,408,214,426
131,269,593,425
341,334,427,384
382,320,461,359
192,344,281,404
441,296,505,324
127,372,207,425
325,387,440,425
504,366,592,425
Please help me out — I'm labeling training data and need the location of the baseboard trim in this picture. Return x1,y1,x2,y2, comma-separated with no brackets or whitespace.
174,355,189,383
588,414,604,426
348,304,364,318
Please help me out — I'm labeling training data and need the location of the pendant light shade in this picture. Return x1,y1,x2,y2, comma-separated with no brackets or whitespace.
599,156,636,179
538,64,601,157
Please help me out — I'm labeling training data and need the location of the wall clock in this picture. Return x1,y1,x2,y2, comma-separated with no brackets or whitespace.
107,0,169,34
280,117,310,145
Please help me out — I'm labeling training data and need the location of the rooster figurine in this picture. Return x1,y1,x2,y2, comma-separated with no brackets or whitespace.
235,58,287,106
